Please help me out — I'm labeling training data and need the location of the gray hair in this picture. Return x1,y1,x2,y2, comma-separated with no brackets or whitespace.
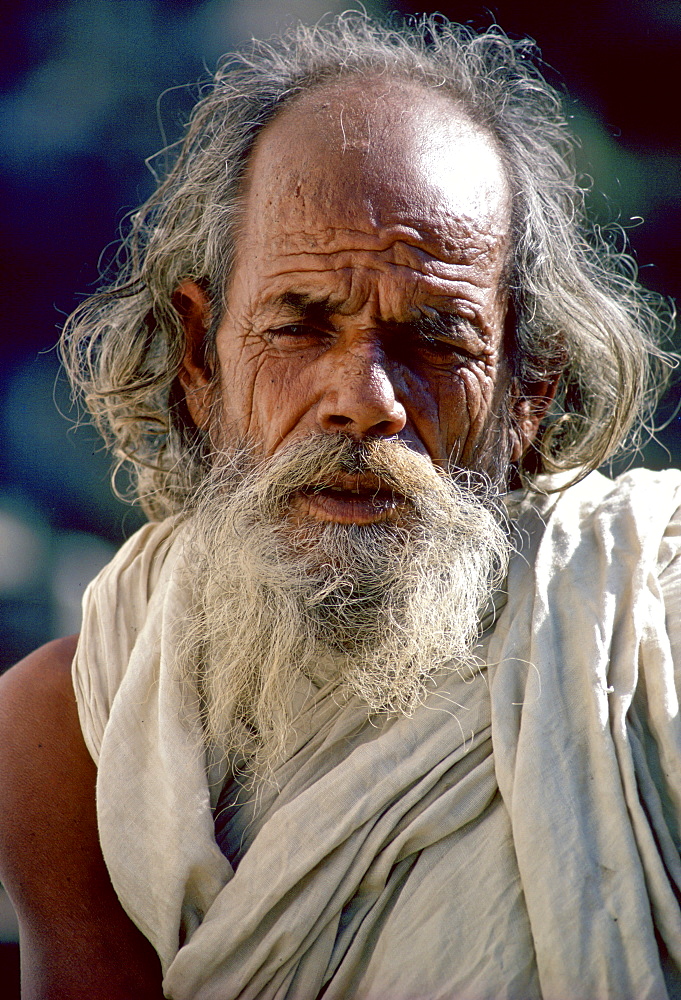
61,12,674,518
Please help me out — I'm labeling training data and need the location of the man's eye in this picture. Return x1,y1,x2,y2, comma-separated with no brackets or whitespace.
417,335,467,364
271,324,307,337
267,324,327,343
422,336,456,354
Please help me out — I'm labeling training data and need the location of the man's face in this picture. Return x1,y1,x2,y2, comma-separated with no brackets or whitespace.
185,79,520,524
178,81,520,756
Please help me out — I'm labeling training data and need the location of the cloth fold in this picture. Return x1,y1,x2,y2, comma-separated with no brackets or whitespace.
72,469,681,999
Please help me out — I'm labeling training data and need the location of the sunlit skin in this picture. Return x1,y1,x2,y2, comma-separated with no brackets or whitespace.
180,78,545,525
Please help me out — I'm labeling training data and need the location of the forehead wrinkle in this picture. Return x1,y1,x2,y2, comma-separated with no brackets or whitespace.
237,78,513,283
264,221,508,268
258,269,498,331
260,259,503,315
261,248,507,295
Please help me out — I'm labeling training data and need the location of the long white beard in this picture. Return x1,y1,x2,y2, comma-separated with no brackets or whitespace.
180,435,511,776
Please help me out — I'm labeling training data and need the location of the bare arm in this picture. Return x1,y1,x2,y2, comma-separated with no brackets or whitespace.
0,638,165,999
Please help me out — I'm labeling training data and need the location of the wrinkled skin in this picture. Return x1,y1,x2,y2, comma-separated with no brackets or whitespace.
180,78,546,523
0,78,559,1000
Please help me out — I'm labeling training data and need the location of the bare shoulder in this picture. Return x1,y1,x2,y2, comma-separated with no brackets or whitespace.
0,638,164,998
0,636,87,895
0,636,83,880
0,634,80,757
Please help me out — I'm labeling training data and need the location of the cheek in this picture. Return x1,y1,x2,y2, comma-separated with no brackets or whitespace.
432,361,500,462
217,345,321,446
255,357,319,435
213,332,266,438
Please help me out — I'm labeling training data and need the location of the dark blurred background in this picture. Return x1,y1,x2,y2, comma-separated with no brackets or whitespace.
0,0,679,986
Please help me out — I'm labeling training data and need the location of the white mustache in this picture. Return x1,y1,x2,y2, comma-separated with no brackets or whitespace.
180,434,512,779
211,433,504,523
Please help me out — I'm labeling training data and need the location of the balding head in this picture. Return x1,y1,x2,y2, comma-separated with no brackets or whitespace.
62,15,667,517
241,77,511,250
174,78,530,501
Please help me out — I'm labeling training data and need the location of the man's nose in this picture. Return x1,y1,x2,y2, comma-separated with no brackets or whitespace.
316,344,407,439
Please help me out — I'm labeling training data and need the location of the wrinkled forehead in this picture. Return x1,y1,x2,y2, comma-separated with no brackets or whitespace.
239,76,512,258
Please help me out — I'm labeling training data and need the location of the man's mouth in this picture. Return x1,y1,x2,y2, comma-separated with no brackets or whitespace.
295,473,407,525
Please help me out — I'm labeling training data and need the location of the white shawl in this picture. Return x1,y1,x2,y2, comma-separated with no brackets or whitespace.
73,469,681,999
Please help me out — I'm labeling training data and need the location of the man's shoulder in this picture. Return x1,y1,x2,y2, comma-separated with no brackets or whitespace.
528,465,681,502
0,635,80,736
0,636,82,796
0,638,165,997
0,637,82,797
523,466,681,530
573,467,681,544
0,636,87,912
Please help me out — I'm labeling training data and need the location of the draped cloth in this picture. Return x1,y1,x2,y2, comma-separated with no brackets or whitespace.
72,470,681,1000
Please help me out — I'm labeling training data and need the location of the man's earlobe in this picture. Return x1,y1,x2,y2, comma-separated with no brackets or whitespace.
174,281,213,430
508,375,561,462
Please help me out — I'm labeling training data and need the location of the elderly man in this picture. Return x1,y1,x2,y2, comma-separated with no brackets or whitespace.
1,14,680,1000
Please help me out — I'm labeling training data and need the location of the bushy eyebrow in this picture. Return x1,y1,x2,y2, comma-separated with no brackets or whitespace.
273,291,338,326
411,312,469,339
271,292,472,340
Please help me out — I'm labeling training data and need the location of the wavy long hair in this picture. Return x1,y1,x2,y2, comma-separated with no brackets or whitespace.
61,12,674,519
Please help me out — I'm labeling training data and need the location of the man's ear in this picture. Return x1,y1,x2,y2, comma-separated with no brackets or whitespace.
508,374,561,463
174,280,213,431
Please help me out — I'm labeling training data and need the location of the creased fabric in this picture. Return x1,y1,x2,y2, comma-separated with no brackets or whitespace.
72,469,681,1000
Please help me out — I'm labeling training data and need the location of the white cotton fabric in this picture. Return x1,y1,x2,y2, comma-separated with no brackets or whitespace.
72,469,681,1000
